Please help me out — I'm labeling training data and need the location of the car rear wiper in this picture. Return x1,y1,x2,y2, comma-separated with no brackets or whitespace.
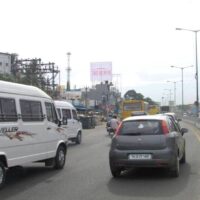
122,132,142,135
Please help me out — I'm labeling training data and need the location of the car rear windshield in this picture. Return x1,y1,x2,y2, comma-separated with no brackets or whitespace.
119,120,163,135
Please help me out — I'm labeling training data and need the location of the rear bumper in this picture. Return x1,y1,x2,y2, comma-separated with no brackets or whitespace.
109,148,176,168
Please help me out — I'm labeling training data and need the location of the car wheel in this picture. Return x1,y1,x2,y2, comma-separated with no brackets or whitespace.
0,161,6,189
170,155,180,178
180,144,186,164
109,161,121,178
75,132,82,144
54,145,66,169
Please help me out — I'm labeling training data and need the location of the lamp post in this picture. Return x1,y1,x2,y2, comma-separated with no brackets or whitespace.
170,65,193,115
176,28,200,116
161,96,164,106
164,89,173,105
167,80,181,107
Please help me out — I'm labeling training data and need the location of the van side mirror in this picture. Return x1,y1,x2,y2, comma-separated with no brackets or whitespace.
177,118,182,122
63,117,68,125
181,128,188,135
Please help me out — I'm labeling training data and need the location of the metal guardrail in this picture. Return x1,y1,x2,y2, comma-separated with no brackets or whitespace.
182,116,200,129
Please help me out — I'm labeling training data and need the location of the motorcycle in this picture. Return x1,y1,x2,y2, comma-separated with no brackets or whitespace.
106,121,116,136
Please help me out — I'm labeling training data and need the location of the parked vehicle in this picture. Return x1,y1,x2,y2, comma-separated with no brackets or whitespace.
0,81,68,189
55,101,82,144
109,115,188,178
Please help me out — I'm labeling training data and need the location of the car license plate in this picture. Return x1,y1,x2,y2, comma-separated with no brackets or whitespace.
128,154,152,160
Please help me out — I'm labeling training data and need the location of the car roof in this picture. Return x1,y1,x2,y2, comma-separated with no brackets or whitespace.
123,115,168,122
131,111,147,115
164,112,176,116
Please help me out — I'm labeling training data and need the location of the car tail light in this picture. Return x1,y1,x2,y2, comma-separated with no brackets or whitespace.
161,120,169,135
115,122,122,136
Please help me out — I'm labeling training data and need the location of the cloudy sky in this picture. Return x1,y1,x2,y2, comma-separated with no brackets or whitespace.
1,0,200,104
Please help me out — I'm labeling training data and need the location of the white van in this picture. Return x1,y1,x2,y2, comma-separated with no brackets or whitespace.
0,81,68,189
54,101,82,144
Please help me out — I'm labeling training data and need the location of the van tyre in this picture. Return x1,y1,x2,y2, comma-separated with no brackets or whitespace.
0,161,6,189
54,145,66,169
76,132,82,144
170,156,180,178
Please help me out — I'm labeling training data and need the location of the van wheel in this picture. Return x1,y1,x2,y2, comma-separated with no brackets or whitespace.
0,161,6,189
54,145,66,169
75,132,82,144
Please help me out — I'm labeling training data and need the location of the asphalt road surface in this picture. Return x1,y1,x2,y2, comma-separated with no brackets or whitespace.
1,121,200,200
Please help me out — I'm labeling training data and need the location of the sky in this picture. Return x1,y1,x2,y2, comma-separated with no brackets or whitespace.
1,0,200,104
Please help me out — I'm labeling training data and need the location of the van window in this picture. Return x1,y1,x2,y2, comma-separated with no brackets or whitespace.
62,109,71,119
45,102,58,124
72,110,78,120
0,98,17,122
20,100,43,121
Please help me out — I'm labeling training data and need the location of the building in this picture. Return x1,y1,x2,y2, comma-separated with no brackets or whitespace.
82,82,121,113
0,52,11,74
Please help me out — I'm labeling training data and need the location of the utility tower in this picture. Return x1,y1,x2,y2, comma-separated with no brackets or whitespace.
66,52,71,91
14,58,60,97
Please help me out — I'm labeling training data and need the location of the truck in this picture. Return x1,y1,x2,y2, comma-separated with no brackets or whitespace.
160,106,170,113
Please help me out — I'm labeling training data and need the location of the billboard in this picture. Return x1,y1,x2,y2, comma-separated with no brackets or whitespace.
90,62,112,82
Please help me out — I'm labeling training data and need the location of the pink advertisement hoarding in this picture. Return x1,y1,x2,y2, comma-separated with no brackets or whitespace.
90,62,112,82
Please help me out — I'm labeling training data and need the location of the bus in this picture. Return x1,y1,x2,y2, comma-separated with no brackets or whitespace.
121,99,149,119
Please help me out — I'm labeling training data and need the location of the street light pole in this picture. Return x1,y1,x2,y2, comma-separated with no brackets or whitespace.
195,31,199,115
181,68,184,111
164,89,173,106
167,80,180,107
170,65,193,115
176,28,200,116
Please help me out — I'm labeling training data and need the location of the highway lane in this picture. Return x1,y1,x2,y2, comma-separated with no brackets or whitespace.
1,121,200,200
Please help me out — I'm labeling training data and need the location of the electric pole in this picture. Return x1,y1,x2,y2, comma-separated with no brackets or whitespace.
66,52,71,91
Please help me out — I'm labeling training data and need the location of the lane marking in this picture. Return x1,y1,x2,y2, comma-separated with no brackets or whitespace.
188,125,200,143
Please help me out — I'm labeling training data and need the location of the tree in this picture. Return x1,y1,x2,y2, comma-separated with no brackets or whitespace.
135,93,144,100
10,53,18,76
124,90,137,99
144,97,156,105
124,89,156,105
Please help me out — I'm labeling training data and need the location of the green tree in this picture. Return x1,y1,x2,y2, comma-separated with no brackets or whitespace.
136,93,144,100
124,89,156,105
144,97,156,105
124,90,137,99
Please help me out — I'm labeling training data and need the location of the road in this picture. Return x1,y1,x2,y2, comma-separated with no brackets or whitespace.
1,121,200,200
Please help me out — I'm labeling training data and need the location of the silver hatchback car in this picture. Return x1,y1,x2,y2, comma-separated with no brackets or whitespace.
109,115,188,178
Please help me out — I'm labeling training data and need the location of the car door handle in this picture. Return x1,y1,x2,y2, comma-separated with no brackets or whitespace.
47,127,51,130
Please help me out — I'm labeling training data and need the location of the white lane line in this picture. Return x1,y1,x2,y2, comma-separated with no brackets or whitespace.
189,126,200,143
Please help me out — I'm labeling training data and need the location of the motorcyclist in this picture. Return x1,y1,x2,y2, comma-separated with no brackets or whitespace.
110,114,120,133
